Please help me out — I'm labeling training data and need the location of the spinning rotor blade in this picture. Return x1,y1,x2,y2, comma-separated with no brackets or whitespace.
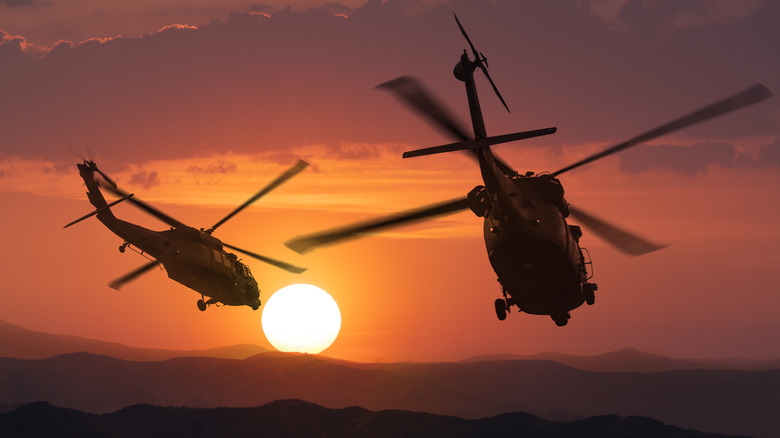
109,259,160,290
378,75,471,141
79,160,118,189
101,183,189,230
285,196,470,254
208,160,309,234
552,83,774,176
69,146,118,189
377,76,516,174
569,205,666,256
222,242,307,274
453,12,509,112
92,165,118,189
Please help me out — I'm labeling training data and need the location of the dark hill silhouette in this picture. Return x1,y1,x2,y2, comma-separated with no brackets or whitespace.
460,347,780,372
0,319,268,361
0,352,776,437
0,400,747,438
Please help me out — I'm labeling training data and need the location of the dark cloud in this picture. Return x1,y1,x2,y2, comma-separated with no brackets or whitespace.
618,139,780,174
756,138,780,168
130,171,160,189
41,162,72,175
324,142,403,160
0,0,51,7
249,4,277,15
619,0,708,28
186,161,238,174
0,0,777,166
616,0,769,28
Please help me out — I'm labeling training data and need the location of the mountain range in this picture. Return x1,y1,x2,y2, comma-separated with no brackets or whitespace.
0,319,268,361
0,320,777,437
0,399,747,438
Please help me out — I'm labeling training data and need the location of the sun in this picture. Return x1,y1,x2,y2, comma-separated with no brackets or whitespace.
261,284,341,354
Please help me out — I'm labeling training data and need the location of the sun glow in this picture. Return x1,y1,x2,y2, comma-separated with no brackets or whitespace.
261,284,341,354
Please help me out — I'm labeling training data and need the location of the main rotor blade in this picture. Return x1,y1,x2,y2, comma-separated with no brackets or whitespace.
285,196,470,254
109,260,160,290
102,183,189,230
378,75,471,141
552,83,774,176
569,205,666,256
377,75,515,174
92,166,118,190
222,242,307,274
208,160,309,234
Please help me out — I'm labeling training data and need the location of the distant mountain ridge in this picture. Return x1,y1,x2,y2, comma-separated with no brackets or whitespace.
0,352,777,438
3,319,779,371
0,399,746,438
460,348,780,372
0,319,268,361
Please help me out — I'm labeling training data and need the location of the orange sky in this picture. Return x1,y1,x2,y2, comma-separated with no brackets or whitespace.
1,0,779,362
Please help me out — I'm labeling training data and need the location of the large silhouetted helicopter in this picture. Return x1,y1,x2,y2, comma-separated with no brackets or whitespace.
285,14,773,326
66,159,308,311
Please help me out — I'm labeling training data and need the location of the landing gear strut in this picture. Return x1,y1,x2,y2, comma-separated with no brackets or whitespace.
494,299,507,321
494,283,513,321
583,282,598,305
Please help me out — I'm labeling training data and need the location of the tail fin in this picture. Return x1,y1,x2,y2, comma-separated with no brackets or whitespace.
69,161,124,227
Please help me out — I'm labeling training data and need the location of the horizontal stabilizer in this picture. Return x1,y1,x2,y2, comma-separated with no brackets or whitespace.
63,193,134,229
403,127,556,159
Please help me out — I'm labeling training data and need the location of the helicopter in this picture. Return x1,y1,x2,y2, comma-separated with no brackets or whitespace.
65,159,309,311
284,13,773,326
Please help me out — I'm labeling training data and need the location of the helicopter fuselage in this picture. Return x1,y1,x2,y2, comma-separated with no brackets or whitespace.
459,52,593,324
480,173,588,319
78,163,261,309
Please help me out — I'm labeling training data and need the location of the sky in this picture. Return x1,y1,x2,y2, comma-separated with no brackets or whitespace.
1,0,779,363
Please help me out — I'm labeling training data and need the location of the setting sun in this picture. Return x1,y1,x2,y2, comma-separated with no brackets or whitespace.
261,284,341,354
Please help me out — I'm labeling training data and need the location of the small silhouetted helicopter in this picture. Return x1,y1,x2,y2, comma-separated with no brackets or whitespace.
66,159,308,311
285,14,773,326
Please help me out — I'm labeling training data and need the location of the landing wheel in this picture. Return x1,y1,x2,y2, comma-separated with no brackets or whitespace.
197,299,207,312
494,298,507,321
583,283,597,305
551,312,570,327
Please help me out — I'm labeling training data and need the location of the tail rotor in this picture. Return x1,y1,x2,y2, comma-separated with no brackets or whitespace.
453,12,509,113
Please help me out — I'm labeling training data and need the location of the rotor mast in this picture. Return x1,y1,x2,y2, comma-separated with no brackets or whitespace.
454,50,503,194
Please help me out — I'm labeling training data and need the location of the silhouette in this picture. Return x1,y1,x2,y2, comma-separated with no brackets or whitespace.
285,13,773,326
0,352,775,437
65,160,308,311
0,400,748,438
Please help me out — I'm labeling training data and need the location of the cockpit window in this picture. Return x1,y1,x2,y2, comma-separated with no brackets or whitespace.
237,262,254,279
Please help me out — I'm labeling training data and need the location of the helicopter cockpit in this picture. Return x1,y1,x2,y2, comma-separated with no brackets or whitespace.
236,260,254,280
